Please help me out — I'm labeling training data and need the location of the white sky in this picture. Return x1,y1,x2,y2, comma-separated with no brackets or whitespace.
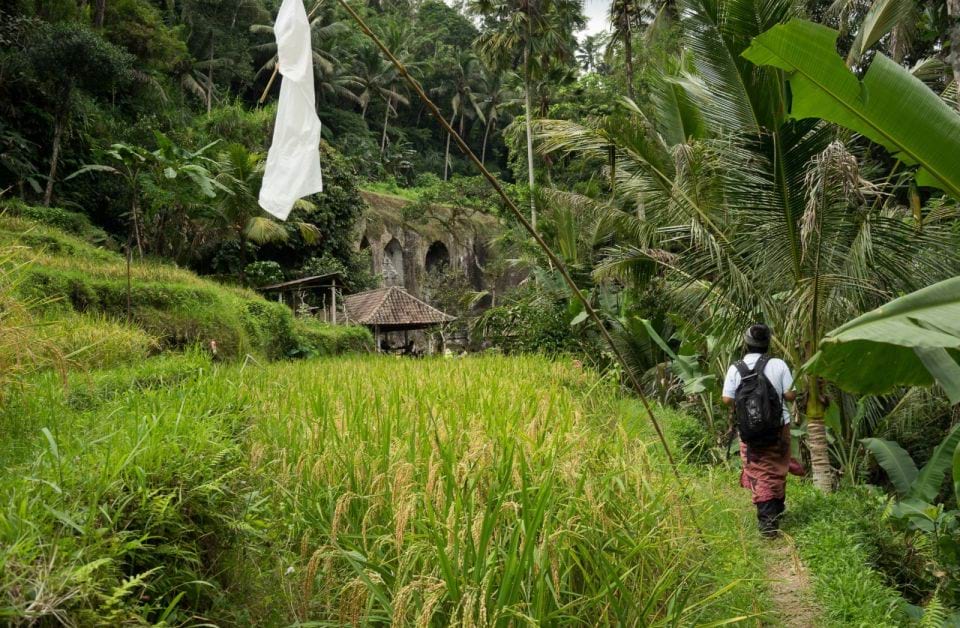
580,0,610,38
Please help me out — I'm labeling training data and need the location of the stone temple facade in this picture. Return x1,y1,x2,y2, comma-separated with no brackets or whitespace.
357,191,495,299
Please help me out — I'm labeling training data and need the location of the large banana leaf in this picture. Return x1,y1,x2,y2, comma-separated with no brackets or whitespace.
742,19,960,200
863,423,960,503
805,277,960,403
912,423,960,502
860,437,917,496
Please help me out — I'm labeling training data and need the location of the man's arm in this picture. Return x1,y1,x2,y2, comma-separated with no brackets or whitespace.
781,362,796,401
721,364,738,404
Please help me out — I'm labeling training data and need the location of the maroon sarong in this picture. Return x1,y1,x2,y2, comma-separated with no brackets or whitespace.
739,425,791,504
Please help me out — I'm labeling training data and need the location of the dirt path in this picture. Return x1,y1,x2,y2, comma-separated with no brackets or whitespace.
762,534,821,627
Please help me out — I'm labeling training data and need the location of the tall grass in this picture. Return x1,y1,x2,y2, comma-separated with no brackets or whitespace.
1,355,760,624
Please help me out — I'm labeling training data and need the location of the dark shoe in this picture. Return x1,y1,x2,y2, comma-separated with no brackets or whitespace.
756,498,786,537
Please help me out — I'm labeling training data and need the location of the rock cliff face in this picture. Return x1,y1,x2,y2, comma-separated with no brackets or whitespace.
357,191,495,298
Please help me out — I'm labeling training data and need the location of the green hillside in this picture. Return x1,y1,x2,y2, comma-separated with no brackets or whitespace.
0,203,372,384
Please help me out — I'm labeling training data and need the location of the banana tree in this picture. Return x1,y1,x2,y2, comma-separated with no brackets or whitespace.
743,20,960,402
862,424,960,583
67,143,151,256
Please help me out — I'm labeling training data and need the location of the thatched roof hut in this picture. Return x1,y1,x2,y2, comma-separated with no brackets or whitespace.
344,286,454,332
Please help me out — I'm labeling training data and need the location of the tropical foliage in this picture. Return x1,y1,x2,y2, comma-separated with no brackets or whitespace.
810,276,960,403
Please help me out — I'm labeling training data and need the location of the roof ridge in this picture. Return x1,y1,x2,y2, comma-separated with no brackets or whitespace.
344,285,455,326
367,286,393,323
394,286,453,319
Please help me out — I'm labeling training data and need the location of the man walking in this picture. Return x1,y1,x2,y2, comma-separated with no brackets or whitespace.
722,324,796,537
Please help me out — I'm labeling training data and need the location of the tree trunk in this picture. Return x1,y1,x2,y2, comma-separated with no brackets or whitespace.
380,98,390,154
950,8,960,109
805,375,834,491
93,0,106,27
131,195,144,259
481,119,492,167
239,232,248,285
43,114,66,207
624,22,636,102
206,35,215,115
444,127,452,181
524,47,536,230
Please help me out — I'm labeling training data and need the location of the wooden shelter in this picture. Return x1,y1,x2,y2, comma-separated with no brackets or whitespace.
258,273,345,323
344,286,455,353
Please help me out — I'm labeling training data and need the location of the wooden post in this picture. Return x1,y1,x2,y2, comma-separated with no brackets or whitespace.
331,284,338,324
125,242,132,324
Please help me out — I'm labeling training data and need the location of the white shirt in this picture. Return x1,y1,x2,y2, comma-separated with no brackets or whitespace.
722,353,794,424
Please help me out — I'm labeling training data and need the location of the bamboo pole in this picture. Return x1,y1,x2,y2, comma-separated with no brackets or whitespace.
335,0,703,533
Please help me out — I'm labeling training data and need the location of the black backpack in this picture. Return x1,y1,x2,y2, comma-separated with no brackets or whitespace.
734,355,783,447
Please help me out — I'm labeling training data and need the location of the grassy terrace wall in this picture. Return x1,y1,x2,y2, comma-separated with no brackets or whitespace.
0,356,763,625
0,205,371,372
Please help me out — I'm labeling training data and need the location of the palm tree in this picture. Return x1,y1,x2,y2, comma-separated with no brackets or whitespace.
373,18,421,155
609,0,638,100
251,5,362,107
353,44,411,155
433,48,486,179
215,144,319,284
534,0,958,491
475,71,515,166
470,0,584,229
607,0,659,100
577,32,608,72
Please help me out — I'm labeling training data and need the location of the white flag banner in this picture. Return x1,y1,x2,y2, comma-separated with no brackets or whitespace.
258,0,323,220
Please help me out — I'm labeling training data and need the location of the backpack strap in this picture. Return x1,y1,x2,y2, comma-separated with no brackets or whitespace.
733,360,752,378
754,354,771,377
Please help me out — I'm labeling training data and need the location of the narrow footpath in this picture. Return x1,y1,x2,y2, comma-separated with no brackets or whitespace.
763,534,821,627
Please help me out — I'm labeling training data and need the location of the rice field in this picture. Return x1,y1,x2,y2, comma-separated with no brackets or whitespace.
0,354,765,625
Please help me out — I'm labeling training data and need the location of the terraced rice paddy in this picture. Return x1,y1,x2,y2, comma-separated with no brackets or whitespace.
0,355,764,624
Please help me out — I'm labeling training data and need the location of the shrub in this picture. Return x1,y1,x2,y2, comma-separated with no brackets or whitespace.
670,411,719,465
292,319,373,357
475,298,580,355
241,299,299,359
244,260,284,287
1,200,91,235
413,171,442,189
